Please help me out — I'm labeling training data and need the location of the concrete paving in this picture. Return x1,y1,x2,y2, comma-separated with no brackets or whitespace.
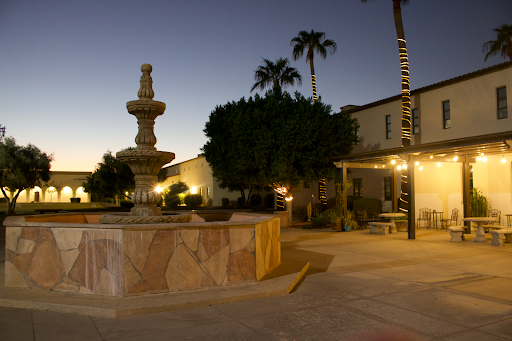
1,226,512,340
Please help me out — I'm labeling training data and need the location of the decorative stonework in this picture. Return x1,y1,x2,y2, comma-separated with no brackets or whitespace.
99,213,191,224
4,214,281,297
115,64,175,218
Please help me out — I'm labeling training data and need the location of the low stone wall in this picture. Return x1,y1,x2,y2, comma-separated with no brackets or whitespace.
4,213,280,297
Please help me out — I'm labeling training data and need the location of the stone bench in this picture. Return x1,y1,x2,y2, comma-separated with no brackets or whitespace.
395,220,407,232
490,228,512,246
483,225,506,233
448,226,465,242
369,222,392,235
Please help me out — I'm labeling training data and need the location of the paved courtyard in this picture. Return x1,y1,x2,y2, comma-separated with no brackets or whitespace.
1,225,512,340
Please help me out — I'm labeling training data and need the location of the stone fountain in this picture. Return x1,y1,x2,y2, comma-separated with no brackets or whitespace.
99,64,190,224
3,64,281,303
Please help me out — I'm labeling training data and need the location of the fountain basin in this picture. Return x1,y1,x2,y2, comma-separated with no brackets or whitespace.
4,212,280,297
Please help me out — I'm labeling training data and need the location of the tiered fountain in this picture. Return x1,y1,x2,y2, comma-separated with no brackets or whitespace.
99,64,190,224
3,64,281,304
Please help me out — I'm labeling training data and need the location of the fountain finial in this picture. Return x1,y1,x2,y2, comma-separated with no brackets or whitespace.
137,64,154,99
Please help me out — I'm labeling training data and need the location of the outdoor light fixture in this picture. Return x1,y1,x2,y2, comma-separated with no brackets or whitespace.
285,197,293,202
415,161,419,166
477,157,482,161
502,158,506,163
430,155,433,159
155,186,163,193
482,157,487,162
453,156,458,161
419,166,423,171
437,163,441,167
397,165,402,170
191,187,197,194
391,160,396,165
403,164,407,170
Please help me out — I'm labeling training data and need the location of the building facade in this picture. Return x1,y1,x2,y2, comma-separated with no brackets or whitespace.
1,171,91,203
334,61,512,234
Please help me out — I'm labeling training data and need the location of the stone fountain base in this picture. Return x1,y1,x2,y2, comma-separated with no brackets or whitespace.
4,212,281,297
98,212,191,224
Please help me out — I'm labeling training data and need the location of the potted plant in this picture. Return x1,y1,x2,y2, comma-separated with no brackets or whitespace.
343,210,358,232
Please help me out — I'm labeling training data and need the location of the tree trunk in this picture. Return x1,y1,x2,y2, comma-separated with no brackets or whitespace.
393,0,411,214
308,49,317,102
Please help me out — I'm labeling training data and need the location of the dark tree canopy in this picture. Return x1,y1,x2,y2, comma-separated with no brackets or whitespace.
0,137,53,214
82,150,134,202
202,90,358,205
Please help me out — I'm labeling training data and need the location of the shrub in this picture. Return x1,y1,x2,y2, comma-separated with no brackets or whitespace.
470,188,490,217
302,213,330,229
265,193,274,208
292,205,308,222
184,194,203,208
249,194,262,207
353,197,382,218
221,198,229,207
164,181,189,207
119,200,135,209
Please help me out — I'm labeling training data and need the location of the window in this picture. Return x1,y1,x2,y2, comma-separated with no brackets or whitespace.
412,108,419,134
384,177,392,201
498,86,508,119
443,101,451,129
385,115,391,139
353,178,362,197
207,187,210,198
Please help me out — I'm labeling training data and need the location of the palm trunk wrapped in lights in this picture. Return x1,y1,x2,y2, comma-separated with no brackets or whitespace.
393,0,411,214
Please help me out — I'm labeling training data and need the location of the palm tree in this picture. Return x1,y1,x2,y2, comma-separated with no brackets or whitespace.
361,0,410,215
291,30,336,206
483,24,512,61
250,58,302,93
291,30,337,102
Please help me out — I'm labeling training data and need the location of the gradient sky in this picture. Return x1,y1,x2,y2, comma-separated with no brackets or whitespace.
1,0,511,172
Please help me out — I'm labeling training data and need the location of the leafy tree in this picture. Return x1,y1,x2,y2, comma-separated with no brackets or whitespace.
184,193,203,208
291,30,337,102
203,90,358,207
164,181,189,207
362,0,411,213
82,150,134,203
0,137,53,214
0,125,5,141
483,24,512,61
251,58,302,93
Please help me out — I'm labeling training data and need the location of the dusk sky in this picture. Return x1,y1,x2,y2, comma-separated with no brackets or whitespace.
1,0,511,172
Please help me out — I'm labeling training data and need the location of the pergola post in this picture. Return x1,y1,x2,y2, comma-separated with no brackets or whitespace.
342,162,348,215
462,160,472,234
407,157,415,239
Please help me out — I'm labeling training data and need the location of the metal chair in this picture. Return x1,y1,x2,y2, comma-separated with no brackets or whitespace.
417,208,431,229
441,208,459,230
489,209,501,225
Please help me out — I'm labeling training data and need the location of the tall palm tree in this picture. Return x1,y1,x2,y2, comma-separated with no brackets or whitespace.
291,30,336,206
250,58,302,93
361,0,410,215
291,30,337,102
483,24,512,61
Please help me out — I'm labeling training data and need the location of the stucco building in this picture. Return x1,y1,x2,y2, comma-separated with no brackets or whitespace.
1,171,91,203
333,61,512,237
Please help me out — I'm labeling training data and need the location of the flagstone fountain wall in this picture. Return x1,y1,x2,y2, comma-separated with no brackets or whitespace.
4,212,280,296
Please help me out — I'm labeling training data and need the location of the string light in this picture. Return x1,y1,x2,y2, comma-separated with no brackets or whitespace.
502,157,506,163
415,161,419,166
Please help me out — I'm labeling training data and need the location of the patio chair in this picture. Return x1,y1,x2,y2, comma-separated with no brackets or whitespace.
355,209,372,229
417,208,431,229
484,209,502,232
441,208,459,230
